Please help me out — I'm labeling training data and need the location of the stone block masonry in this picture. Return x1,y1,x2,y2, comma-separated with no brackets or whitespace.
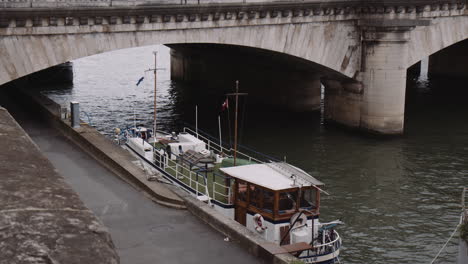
0,106,119,264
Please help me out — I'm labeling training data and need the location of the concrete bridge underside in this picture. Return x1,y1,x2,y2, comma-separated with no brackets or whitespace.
1,0,468,134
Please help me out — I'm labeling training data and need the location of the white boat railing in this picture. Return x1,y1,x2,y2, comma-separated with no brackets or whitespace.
213,181,232,204
310,230,341,256
183,127,264,164
152,147,232,205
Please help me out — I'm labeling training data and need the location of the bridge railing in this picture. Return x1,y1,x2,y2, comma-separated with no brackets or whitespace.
2,0,467,9
0,0,305,8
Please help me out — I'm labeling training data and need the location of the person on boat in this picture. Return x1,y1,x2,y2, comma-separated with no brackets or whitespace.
279,192,297,214
171,132,179,141
178,145,183,155
166,145,172,159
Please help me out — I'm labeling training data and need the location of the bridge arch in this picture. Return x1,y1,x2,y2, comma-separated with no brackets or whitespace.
2,1,467,135
0,20,359,86
407,15,468,68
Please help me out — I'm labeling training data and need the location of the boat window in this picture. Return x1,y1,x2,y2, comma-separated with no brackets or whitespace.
249,184,259,206
237,180,247,202
249,185,274,214
261,189,274,213
278,190,298,215
300,188,317,209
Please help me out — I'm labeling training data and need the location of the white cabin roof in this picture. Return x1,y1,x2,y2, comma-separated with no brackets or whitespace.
167,133,206,154
177,133,205,144
220,163,322,191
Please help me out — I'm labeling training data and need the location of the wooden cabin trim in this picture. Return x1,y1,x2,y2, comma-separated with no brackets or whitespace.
225,176,231,203
246,182,250,204
278,187,300,192
297,188,303,212
236,179,249,207
315,186,321,215
231,177,321,223
233,177,238,205
274,191,279,219
246,205,274,220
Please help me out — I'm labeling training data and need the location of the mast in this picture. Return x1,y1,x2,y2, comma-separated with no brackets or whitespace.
226,80,247,166
218,115,222,152
234,81,239,166
153,51,157,140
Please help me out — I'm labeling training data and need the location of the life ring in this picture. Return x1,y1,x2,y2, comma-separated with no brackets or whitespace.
253,214,267,233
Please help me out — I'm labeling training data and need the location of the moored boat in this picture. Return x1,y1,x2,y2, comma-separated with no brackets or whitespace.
116,51,343,263
117,125,342,263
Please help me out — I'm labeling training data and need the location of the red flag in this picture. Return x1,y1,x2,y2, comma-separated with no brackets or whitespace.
221,98,229,111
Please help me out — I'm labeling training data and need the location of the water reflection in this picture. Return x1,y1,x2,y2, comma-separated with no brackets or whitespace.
40,45,466,264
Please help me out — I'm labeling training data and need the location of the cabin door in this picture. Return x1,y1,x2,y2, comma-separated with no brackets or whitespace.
235,204,247,226
234,180,248,226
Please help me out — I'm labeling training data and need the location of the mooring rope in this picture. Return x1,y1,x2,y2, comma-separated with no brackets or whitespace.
429,223,460,264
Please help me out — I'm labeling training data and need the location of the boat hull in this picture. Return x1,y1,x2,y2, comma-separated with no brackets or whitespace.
123,137,341,264
299,247,341,264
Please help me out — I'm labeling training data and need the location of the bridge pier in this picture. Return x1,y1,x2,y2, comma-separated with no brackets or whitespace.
324,23,419,135
359,25,411,135
323,80,362,129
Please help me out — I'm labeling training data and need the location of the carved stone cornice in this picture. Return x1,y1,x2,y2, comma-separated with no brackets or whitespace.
0,0,465,28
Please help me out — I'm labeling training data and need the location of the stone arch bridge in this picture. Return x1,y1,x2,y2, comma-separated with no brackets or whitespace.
1,0,468,134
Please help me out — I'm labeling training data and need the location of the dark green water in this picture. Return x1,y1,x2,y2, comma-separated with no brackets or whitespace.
41,45,466,264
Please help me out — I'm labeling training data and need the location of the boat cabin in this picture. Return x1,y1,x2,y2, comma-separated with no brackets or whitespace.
129,126,151,140
220,163,323,225
166,132,206,155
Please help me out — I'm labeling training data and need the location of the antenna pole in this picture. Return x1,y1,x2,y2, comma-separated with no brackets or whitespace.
225,81,247,166
218,115,222,152
153,51,157,140
196,105,198,138
234,80,239,166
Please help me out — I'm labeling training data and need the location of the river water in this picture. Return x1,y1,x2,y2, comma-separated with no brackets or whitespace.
40,45,466,264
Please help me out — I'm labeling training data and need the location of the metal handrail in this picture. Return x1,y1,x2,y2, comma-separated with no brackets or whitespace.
183,127,264,164
280,210,306,245
152,146,235,205
313,230,341,249
183,125,281,162
183,127,230,153
213,181,231,200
